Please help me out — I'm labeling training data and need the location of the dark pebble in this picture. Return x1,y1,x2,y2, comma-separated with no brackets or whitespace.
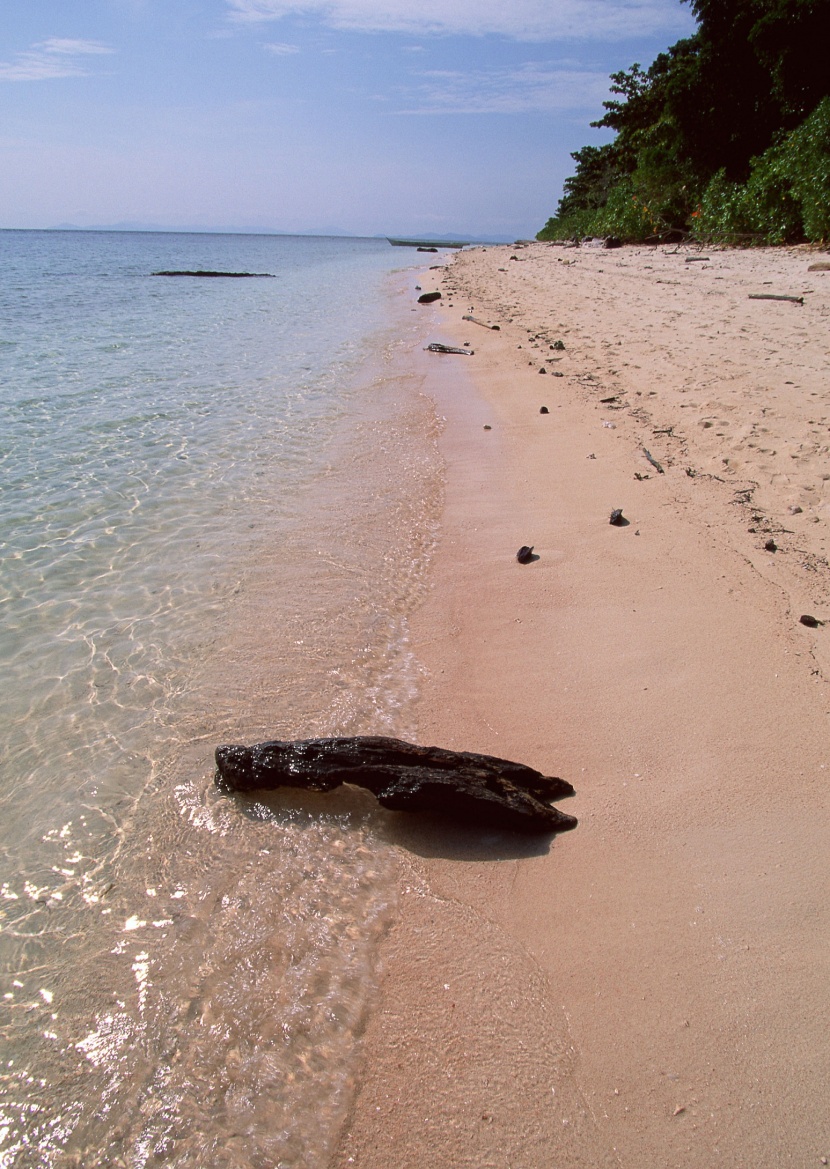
764,538,777,552
540,406,549,414
516,545,534,564
610,509,625,526
539,367,547,374
799,614,820,628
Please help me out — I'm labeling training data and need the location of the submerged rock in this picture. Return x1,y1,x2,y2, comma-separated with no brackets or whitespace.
215,736,577,835
151,270,276,278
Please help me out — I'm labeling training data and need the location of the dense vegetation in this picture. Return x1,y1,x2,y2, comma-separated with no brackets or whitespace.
537,0,830,244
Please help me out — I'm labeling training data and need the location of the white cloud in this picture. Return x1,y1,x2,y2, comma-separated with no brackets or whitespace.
264,41,301,53
0,38,114,82
226,0,694,41
396,62,612,114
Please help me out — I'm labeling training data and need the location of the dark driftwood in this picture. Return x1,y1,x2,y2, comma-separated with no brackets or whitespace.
215,736,577,835
748,293,803,304
417,291,442,303
425,343,473,356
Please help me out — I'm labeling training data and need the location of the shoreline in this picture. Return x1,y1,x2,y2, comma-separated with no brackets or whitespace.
335,244,830,1167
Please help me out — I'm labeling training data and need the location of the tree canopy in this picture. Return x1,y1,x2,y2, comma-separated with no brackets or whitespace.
538,0,830,243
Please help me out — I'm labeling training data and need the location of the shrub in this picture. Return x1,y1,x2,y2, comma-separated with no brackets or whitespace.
695,97,830,244
784,96,830,241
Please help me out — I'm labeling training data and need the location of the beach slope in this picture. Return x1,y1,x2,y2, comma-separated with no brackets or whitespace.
336,243,830,1168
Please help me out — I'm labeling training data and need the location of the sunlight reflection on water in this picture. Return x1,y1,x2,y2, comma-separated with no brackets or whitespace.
0,231,440,1166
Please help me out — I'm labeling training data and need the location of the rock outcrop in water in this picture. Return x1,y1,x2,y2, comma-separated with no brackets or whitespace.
151,270,276,278
215,736,577,835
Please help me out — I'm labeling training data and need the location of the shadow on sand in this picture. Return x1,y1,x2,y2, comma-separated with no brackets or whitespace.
224,781,570,862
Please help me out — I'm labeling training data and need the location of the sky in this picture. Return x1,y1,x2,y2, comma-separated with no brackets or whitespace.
0,1,697,239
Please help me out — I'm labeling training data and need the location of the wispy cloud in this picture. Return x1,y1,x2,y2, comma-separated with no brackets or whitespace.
395,62,612,114
0,38,114,82
264,41,301,54
226,0,694,41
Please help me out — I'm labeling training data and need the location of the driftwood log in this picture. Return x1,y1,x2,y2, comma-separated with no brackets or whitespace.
425,343,473,356
215,736,577,834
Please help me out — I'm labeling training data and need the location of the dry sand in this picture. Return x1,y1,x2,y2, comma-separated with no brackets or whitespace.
334,244,830,1168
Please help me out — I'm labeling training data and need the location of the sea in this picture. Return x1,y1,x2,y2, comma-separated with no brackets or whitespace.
0,230,445,1167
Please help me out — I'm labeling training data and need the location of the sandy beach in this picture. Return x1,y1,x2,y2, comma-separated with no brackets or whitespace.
334,243,830,1168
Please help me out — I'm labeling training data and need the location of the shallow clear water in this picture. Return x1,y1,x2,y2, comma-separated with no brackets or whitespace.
0,230,442,1166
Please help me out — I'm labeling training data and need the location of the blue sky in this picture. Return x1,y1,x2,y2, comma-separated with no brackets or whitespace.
0,1,696,239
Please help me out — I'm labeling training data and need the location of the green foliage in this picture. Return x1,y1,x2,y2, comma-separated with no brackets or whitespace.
556,144,625,218
538,180,666,243
785,96,830,240
694,98,830,243
538,1,830,245
537,208,597,241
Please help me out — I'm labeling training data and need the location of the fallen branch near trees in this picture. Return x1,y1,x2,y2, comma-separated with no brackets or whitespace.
748,293,804,304
215,736,577,834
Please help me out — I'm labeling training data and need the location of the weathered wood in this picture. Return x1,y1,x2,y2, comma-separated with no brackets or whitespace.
643,448,665,474
215,736,577,835
748,293,804,304
417,291,442,303
425,343,473,356
462,314,501,330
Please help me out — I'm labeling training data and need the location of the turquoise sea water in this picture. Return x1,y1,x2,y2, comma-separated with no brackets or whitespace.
0,231,442,1166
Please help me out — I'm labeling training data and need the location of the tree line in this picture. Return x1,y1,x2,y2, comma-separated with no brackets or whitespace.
537,0,829,244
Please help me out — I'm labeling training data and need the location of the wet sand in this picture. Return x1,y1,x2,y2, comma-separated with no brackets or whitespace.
334,244,830,1168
